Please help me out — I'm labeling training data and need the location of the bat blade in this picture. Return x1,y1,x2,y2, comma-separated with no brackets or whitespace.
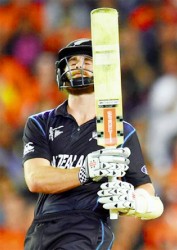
91,8,124,219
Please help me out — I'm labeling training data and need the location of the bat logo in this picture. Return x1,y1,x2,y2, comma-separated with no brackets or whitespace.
104,108,117,146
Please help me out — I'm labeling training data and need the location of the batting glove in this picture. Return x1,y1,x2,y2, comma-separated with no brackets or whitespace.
98,180,135,212
78,147,130,185
97,180,164,220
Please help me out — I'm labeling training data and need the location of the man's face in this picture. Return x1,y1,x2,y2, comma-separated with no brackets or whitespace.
65,55,93,80
64,55,94,95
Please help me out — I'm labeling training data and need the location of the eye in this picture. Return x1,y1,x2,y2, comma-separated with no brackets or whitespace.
84,60,92,65
70,62,76,66
68,57,77,65
68,60,76,67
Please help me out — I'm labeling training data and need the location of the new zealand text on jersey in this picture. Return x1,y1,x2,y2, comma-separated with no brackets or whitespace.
51,154,85,169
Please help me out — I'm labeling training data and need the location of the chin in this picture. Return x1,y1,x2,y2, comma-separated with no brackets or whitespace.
67,85,94,95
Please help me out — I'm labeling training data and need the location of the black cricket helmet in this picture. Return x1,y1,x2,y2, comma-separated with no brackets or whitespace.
55,38,93,89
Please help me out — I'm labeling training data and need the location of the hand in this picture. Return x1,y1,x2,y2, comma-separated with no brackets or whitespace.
98,181,164,220
97,180,135,213
78,147,130,184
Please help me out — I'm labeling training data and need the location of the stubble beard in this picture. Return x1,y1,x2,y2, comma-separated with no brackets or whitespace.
66,84,94,95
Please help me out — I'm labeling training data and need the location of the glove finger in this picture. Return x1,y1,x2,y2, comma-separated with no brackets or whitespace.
98,195,134,204
98,188,134,197
102,201,135,210
93,169,126,177
99,155,130,164
100,181,134,190
100,163,129,171
98,189,122,197
99,147,131,157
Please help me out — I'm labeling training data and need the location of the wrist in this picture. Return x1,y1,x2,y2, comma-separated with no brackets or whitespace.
78,166,89,185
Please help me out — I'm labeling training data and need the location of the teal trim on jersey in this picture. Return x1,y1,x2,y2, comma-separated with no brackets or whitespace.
96,220,115,250
122,122,136,147
96,220,105,250
30,116,46,137
92,198,99,211
108,231,115,250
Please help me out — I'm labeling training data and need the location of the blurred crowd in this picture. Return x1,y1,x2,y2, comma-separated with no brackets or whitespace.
0,0,177,249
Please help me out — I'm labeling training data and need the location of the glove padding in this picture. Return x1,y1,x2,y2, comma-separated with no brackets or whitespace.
98,180,135,212
78,147,130,184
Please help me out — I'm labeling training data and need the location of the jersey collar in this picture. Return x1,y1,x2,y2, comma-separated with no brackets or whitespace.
55,100,69,117
54,100,96,123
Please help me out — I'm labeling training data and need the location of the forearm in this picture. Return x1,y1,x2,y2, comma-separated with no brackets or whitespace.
135,183,155,195
24,158,81,194
112,216,143,250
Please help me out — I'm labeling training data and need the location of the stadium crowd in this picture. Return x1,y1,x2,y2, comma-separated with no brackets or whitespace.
0,0,177,249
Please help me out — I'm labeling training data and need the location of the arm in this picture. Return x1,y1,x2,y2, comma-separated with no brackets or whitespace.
111,216,143,250
111,183,159,250
24,158,80,194
24,147,131,194
111,181,154,249
135,182,155,195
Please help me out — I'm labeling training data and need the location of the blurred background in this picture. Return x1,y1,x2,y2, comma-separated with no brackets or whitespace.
0,0,177,249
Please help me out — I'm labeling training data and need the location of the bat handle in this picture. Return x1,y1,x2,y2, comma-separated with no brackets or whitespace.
108,176,119,219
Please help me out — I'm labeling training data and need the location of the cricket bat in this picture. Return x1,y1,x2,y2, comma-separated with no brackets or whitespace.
91,8,124,219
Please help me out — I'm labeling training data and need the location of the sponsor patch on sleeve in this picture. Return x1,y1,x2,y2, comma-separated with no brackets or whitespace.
141,165,148,175
23,142,34,156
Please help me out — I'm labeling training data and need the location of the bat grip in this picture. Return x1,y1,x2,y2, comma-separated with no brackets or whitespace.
108,176,119,219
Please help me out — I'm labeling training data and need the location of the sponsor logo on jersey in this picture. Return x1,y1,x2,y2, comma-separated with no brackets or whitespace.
49,126,64,141
51,154,85,169
89,131,97,141
141,165,148,175
24,142,34,155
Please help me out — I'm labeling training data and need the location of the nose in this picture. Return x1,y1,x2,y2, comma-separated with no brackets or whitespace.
75,57,84,69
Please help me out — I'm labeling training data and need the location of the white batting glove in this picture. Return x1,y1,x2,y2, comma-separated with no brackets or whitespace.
98,181,164,220
78,147,130,184
98,180,135,212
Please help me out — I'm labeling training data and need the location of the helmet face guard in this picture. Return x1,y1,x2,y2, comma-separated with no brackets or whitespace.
55,39,93,89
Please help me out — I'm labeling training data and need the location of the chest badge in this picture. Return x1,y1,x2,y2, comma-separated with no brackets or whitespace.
49,126,64,141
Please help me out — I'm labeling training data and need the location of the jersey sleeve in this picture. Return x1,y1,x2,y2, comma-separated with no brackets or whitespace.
123,127,151,188
22,115,51,165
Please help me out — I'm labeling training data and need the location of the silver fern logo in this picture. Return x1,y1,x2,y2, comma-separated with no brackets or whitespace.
49,126,64,141
24,142,34,155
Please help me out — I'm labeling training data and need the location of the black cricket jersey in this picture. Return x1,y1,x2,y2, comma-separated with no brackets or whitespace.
22,100,151,219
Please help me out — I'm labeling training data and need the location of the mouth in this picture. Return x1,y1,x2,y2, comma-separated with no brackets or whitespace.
72,73,86,78
68,70,89,79
72,70,86,76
